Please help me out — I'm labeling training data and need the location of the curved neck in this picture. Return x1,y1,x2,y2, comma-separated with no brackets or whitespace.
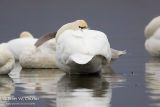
55,23,73,41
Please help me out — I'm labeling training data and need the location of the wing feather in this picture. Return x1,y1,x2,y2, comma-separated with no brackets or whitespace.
35,32,57,47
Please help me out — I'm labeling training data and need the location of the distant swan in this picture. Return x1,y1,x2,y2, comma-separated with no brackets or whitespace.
0,43,15,74
7,31,37,60
19,35,57,68
145,16,160,56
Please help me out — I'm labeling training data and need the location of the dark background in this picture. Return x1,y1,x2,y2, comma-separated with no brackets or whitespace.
0,0,159,57
0,0,159,52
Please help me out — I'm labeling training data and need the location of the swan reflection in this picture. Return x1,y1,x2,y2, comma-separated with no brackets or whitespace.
0,75,14,107
57,75,112,107
145,58,160,107
19,69,65,99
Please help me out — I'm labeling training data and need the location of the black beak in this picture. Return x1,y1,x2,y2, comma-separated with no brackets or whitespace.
79,26,86,29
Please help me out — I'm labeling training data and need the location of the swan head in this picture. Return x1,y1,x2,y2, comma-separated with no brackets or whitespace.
20,31,33,38
145,16,160,39
56,20,88,41
73,20,88,30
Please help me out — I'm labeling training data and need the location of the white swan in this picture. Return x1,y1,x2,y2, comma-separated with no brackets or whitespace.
19,21,125,69
0,43,15,74
19,37,57,68
7,31,37,60
145,16,160,56
55,20,112,74
3,31,57,69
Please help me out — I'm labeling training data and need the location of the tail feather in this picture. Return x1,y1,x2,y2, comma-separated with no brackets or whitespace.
68,54,94,65
111,48,126,59
118,50,127,56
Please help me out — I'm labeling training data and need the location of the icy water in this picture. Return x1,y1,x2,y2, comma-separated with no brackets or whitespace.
1,0,160,107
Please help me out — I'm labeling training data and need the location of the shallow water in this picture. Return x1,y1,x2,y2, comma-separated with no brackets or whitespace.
2,63,127,107
1,0,160,107
1,59,160,107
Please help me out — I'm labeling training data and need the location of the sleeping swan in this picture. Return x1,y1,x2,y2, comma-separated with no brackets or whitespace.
19,33,57,68
145,16,160,56
7,31,37,60
0,43,15,74
55,20,112,74
19,20,125,69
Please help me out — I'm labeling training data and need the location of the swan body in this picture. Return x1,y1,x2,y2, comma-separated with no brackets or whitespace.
19,38,57,68
145,16,160,56
55,29,111,74
7,32,37,60
0,43,15,74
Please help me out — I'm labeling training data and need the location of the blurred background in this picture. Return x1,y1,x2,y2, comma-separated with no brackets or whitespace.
0,0,160,107
0,0,160,58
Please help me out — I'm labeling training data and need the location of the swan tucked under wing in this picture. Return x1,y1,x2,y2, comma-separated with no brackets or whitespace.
19,38,57,68
0,43,15,74
35,31,125,65
145,16,160,56
7,32,37,60
55,27,112,74
5,31,57,68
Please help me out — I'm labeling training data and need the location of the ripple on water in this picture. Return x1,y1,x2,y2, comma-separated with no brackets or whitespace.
8,62,65,107
0,62,127,107
145,58,160,107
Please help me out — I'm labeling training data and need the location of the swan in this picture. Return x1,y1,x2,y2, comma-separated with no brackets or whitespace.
19,26,125,69
0,43,15,74
4,31,57,69
19,32,58,68
55,20,112,74
7,31,37,60
145,16,160,56
19,36,57,68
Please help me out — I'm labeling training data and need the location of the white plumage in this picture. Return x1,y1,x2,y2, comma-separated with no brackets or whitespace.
55,29,111,74
7,35,37,60
145,16,160,56
19,38,57,68
0,43,15,74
